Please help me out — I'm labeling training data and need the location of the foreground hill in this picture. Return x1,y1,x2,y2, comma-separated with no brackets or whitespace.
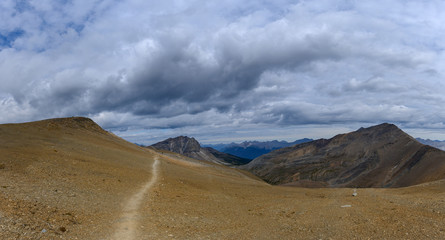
208,139,313,160
243,123,445,187
151,136,251,165
1,118,444,239
0,117,162,239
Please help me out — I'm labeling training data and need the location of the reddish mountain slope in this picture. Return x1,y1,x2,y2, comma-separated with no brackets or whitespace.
243,123,445,187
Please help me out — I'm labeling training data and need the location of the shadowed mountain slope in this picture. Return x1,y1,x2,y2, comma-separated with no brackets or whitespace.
242,123,445,188
151,136,251,165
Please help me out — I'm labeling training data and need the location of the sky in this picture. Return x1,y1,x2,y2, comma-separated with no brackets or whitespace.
1,0,445,144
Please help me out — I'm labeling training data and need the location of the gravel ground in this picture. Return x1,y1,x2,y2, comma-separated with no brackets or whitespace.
1,118,444,239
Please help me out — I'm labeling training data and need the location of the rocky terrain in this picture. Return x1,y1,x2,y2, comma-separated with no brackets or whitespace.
151,136,250,165
243,123,445,187
0,118,444,239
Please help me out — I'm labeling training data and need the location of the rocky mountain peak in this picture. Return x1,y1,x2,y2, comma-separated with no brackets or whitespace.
151,136,251,165
152,136,201,154
356,123,403,135
242,123,445,188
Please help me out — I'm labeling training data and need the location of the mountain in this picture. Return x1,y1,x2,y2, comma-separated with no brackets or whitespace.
211,139,313,159
242,123,445,188
151,136,251,165
2,118,445,239
0,117,165,239
416,138,445,151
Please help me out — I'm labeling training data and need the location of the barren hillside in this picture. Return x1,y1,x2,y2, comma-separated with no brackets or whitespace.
1,118,444,239
243,123,445,188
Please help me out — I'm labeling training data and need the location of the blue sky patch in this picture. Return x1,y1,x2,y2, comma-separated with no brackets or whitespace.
0,29,25,48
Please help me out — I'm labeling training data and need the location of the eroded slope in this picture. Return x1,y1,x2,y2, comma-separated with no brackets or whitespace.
243,123,445,187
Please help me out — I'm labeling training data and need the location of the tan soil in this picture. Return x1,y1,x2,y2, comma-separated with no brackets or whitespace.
1,118,444,239
112,157,159,240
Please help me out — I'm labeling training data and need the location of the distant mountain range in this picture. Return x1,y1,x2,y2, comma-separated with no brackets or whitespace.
151,136,251,165
149,125,445,188
416,138,445,151
206,139,313,160
241,123,445,188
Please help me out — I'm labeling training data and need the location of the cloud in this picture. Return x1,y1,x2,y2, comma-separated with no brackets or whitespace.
1,0,445,142
343,77,400,93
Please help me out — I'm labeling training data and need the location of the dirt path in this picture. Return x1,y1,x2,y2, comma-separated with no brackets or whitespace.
112,156,160,240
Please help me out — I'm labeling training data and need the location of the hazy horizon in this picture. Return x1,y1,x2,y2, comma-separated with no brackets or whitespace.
125,123,445,145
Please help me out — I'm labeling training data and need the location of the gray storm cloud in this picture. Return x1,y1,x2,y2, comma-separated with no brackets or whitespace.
1,0,445,143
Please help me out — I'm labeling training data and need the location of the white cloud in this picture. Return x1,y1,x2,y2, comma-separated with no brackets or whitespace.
1,0,445,141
